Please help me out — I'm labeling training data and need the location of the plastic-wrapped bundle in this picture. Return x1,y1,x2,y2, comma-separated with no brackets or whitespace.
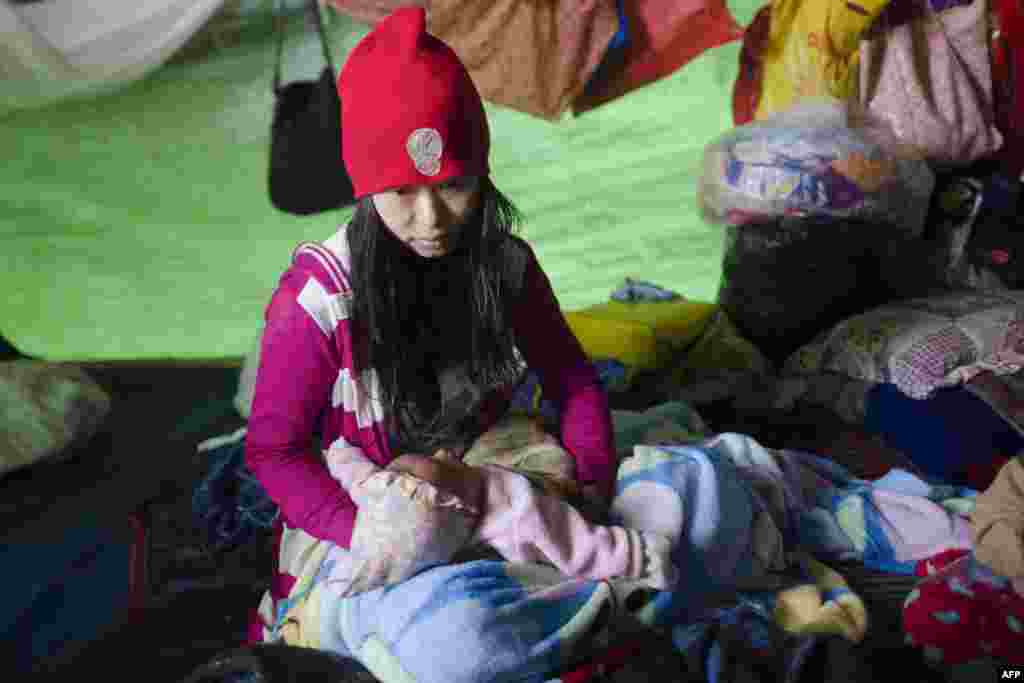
699,99,935,237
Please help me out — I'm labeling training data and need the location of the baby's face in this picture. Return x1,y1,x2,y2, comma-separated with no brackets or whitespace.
388,453,487,514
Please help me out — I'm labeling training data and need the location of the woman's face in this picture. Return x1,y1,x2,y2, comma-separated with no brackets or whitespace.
372,176,481,259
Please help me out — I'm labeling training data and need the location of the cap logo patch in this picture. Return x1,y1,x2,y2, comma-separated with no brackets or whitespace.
407,128,443,176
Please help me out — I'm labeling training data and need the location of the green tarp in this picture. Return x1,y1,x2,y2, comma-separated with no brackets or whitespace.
0,2,763,361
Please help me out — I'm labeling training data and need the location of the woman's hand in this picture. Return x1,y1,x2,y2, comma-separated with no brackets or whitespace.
389,450,487,516
536,476,580,500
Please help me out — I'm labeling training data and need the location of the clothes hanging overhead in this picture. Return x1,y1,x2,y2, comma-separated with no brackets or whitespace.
0,0,228,114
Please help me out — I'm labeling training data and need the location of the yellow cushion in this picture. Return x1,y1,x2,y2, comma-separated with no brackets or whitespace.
564,299,718,375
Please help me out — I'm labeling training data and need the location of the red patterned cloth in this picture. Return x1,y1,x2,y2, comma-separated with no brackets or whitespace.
902,549,1024,665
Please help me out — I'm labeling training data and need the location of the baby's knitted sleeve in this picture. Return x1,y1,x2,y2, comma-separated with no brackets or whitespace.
477,467,675,588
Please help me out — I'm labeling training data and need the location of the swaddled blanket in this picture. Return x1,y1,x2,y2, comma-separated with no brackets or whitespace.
264,432,975,683
615,434,975,630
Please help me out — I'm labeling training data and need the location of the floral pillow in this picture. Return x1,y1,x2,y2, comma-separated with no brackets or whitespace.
783,291,1024,400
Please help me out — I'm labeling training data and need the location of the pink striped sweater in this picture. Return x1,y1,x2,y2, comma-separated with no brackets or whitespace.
245,225,616,549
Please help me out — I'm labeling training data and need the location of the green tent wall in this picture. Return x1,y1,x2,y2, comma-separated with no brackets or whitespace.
0,1,764,361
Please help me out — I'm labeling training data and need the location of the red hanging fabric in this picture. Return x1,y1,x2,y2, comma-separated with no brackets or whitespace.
573,0,744,116
993,0,1024,176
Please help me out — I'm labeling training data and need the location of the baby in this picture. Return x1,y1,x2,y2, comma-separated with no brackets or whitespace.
323,442,677,597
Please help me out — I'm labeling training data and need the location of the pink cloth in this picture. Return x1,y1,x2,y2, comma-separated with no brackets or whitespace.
245,226,616,551
870,489,974,563
859,0,1003,166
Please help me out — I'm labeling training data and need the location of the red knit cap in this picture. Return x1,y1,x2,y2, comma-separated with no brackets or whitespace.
338,6,490,199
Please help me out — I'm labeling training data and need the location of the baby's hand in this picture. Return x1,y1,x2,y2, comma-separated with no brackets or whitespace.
433,448,461,464
324,444,380,494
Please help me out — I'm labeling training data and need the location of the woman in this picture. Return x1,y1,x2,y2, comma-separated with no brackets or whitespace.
245,5,617,644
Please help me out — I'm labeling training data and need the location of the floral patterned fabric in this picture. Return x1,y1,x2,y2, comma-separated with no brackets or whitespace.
784,291,1024,401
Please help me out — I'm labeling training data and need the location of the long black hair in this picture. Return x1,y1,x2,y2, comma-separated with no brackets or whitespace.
346,175,525,452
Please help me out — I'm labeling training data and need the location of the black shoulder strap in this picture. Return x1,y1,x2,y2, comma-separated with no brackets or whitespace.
273,0,336,94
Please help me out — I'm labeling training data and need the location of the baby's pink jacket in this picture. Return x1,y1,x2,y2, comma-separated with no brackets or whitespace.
474,464,649,581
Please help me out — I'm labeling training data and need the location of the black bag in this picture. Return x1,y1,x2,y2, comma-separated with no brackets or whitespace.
268,0,355,215
717,217,891,368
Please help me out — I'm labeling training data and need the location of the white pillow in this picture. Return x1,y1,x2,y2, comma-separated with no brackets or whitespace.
0,360,111,479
